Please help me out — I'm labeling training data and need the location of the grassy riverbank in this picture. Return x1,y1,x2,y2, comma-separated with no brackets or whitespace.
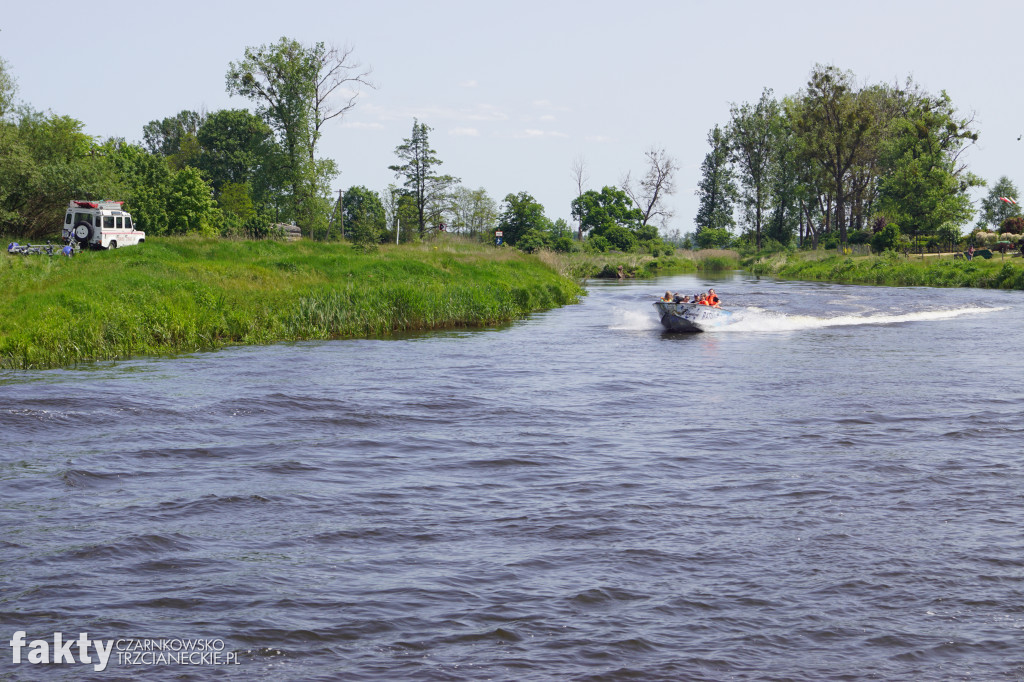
746,251,1024,289
539,249,740,280
0,237,583,369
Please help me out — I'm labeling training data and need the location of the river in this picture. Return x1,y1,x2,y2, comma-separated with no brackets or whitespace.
2,272,1024,680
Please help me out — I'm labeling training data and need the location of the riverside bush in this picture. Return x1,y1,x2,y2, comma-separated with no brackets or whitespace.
758,252,1024,290
698,255,738,271
540,249,738,279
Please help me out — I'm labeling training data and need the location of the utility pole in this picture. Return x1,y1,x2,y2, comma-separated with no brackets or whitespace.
337,188,345,240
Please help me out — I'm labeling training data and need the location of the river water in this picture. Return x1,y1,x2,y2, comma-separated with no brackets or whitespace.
3,272,1024,681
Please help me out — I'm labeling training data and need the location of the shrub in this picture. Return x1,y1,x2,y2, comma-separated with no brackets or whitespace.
871,223,900,254
848,229,871,245
603,225,638,252
552,236,576,253
516,228,548,253
635,223,659,242
695,227,731,249
1001,216,1024,233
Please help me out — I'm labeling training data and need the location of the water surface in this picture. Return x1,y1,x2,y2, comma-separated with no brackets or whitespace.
3,273,1023,680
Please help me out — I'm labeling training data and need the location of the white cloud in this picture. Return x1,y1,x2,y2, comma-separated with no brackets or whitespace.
532,99,571,113
450,127,480,137
342,121,385,130
517,129,568,139
363,102,508,123
459,80,478,88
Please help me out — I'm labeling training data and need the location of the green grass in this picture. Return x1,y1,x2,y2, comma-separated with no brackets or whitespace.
745,251,1024,289
538,249,740,280
0,236,583,369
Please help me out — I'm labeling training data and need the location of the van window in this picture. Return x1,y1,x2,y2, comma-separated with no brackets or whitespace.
73,212,93,225
65,213,72,224
124,216,133,230
104,216,115,229
115,216,123,229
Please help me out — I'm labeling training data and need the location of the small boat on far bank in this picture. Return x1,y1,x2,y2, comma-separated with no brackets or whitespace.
654,301,734,332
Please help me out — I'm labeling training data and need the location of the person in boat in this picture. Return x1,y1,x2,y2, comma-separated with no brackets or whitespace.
673,293,689,303
695,293,706,305
661,291,673,302
706,289,721,308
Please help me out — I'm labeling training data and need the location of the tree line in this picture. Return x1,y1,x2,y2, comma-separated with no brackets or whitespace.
693,64,1022,253
0,38,371,241
5,48,1021,257
0,37,683,255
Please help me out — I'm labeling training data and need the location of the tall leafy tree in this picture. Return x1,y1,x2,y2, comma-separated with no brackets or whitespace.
107,142,174,235
449,186,498,236
106,141,221,237
142,110,206,163
341,185,386,244
844,82,906,234
765,108,801,246
217,181,257,233
166,166,219,235
196,109,275,194
0,110,122,237
389,119,459,237
0,56,17,120
977,176,1021,230
876,91,980,242
572,186,641,238
694,124,737,235
728,88,780,249
226,37,365,233
381,185,419,244
497,191,550,246
792,65,876,245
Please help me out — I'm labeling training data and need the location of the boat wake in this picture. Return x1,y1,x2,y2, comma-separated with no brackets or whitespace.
721,306,1003,333
612,308,661,331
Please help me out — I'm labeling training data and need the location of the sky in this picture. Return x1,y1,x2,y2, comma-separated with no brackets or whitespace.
2,0,1021,235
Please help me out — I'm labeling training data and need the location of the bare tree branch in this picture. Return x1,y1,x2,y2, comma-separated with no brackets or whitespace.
622,147,679,229
311,43,376,159
570,155,589,239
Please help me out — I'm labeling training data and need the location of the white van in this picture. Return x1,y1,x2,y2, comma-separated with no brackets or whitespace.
62,200,146,249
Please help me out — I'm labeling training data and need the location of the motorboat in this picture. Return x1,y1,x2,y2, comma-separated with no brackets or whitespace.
653,300,734,332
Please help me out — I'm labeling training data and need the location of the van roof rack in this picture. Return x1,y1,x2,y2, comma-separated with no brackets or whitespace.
71,200,124,210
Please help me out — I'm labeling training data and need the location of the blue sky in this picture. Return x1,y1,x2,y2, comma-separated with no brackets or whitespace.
2,0,1020,234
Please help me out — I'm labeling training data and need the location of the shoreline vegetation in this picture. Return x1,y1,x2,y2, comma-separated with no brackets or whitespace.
0,238,740,370
543,248,739,280
8,237,1024,370
746,249,1024,289
0,237,580,370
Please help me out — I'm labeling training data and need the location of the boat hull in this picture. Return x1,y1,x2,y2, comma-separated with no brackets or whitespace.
654,301,733,332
